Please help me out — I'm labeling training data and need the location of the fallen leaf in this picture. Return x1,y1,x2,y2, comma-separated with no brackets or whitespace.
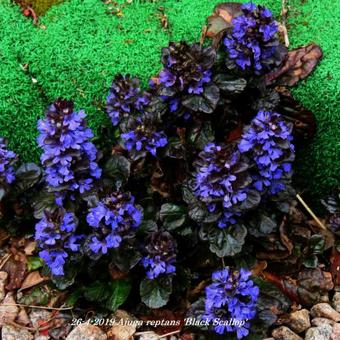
3,252,27,290
0,292,18,326
16,308,30,326
330,248,340,289
206,2,242,47
251,260,268,276
24,241,36,256
0,228,10,247
265,43,323,86
279,216,293,254
19,271,47,291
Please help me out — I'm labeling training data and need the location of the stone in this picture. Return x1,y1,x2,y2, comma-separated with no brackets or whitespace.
331,323,340,340
311,317,335,327
305,324,333,340
138,332,159,340
332,292,340,313
17,308,30,326
107,325,135,340
287,309,310,333
1,324,33,340
310,303,340,322
0,292,18,326
65,323,107,340
107,309,139,340
0,271,8,302
272,326,302,340
29,308,51,328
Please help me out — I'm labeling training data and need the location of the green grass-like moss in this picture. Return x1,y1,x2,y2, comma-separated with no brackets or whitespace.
0,0,338,197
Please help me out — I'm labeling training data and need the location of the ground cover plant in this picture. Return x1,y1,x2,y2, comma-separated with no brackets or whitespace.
0,1,339,339
0,0,339,199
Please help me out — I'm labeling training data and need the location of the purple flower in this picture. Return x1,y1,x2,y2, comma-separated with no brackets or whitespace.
204,268,259,339
106,74,150,126
0,137,16,187
158,42,216,114
35,209,83,276
224,3,283,74
121,114,168,159
238,110,295,195
86,192,142,255
142,231,177,280
194,143,251,228
38,99,101,201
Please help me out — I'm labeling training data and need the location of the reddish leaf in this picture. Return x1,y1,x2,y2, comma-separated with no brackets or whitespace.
277,88,317,141
279,215,293,254
330,248,340,289
263,268,334,307
3,251,27,290
226,123,243,142
263,271,300,303
266,43,323,86
206,3,242,47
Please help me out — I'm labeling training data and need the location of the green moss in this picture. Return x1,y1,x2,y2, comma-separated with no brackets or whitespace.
0,0,338,197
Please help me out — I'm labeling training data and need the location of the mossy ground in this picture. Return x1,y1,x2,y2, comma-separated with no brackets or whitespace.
0,0,338,198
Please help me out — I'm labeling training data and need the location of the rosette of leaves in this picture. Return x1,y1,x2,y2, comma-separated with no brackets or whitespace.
157,41,219,117
140,230,177,308
0,139,42,228
106,74,150,126
203,267,259,338
193,142,260,226
222,3,287,75
35,207,83,276
37,99,102,203
85,191,143,258
186,142,260,258
238,110,295,196
120,112,168,161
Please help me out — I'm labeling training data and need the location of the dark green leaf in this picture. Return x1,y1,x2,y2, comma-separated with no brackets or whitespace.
182,84,219,114
32,190,56,219
112,247,142,272
160,203,186,230
140,276,172,309
0,187,5,202
309,234,325,255
213,74,247,93
206,224,247,257
240,190,261,210
103,155,131,185
84,280,109,302
15,163,42,192
105,280,131,312
27,256,44,271
302,255,318,268
18,286,50,306
65,288,84,307
182,186,196,205
188,203,206,223
51,264,78,290
189,122,214,150
139,220,158,234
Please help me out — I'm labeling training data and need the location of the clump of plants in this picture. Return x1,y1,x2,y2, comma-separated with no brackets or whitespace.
0,2,327,338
